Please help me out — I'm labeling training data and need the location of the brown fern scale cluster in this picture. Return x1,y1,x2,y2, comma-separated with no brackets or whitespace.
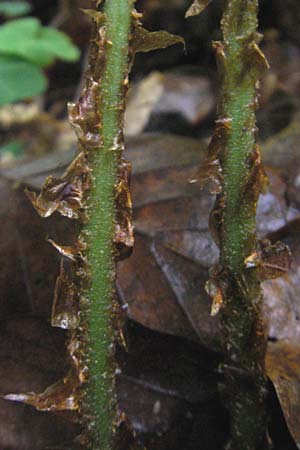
4,6,184,448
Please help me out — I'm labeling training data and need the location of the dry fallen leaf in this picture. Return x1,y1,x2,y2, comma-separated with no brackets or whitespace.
125,72,214,136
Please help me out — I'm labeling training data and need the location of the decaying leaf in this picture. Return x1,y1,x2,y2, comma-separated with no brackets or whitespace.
186,0,212,18
266,342,300,448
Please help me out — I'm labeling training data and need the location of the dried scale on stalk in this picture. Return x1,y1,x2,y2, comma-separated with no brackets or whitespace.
5,1,183,449
187,1,291,449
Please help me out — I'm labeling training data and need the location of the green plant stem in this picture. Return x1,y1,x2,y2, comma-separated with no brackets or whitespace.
220,0,258,271
216,1,268,449
82,1,132,449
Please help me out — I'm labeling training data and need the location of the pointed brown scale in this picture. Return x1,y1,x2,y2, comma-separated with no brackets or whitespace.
237,32,269,76
190,159,222,194
67,22,107,152
52,260,80,330
208,117,231,162
49,239,86,262
240,145,268,210
26,152,91,219
68,91,103,151
190,119,229,194
245,239,292,281
68,331,89,384
4,371,81,413
114,158,134,260
205,265,229,317
131,20,184,54
209,195,225,246
185,0,212,17
205,279,224,317
111,297,128,352
81,9,106,26
246,41,270,76
212,41,227,75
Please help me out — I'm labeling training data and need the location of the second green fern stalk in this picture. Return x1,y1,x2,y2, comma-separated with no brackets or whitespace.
210,0,269,449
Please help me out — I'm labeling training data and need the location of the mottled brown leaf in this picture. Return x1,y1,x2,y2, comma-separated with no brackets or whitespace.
266,342,300,448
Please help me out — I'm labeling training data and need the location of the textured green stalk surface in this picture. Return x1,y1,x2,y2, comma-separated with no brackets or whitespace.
82,2,132,449
220,0,258,272
216,1,268,449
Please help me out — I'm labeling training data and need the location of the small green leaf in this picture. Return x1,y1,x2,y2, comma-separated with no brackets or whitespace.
0,55,47,105
0,16,39,34
39,27,80,62
0,1,31,17
0,18,80,66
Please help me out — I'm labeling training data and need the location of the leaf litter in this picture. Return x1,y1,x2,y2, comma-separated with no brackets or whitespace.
2,127,300,448
2,2,300,446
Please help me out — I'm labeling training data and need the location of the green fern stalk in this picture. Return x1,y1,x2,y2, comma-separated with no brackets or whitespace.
82,1,132,449
25,2,183,449
215,1,269,449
